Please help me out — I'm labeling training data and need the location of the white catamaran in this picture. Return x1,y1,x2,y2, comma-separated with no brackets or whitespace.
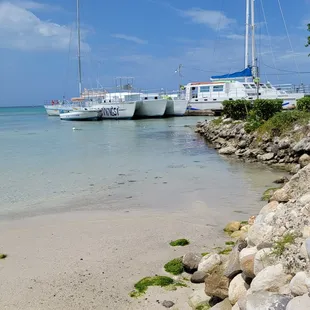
185,0,306,113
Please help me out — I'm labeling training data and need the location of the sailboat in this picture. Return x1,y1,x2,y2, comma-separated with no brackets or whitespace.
59,0,103,121
185,0,305,113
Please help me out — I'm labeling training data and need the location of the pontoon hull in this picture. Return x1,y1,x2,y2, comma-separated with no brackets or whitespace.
134,99,167,117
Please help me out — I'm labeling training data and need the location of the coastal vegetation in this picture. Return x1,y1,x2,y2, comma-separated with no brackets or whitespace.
0,254,7,259
169,238,190,247
164,258,184,275
221,97,310,135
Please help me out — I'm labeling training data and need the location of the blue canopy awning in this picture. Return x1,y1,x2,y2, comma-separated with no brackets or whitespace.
211,67,253,80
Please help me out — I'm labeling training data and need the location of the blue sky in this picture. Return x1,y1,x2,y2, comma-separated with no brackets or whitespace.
0,0,309,106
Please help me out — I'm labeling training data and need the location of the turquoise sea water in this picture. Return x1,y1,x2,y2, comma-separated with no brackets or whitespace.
0,106,283,220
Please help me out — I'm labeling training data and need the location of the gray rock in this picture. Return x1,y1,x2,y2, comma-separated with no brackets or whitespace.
259,153,275,161
299,154,310,168
253,248,274,276
219,146,237,155
205,265,230,300
224,240,247,279
290,272,309,296
210,298,232,310
247,223,273,246
271,163,310,202
278,137,291,149
286,293,310,310
246,292,291,310
293,138,310,153
182,253,202,273
290,164,301,174
250,264,290,293
198,253,222,273
191,271,208,283
162,300,175,308
238,140,247,149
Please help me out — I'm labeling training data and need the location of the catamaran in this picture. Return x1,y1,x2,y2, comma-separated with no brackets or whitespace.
185,0,306,113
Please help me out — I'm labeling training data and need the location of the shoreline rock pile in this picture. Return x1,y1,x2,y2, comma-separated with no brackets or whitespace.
184,163,310,310
195,119,310,174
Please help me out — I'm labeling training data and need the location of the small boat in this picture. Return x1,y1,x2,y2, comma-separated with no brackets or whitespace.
166,98,188,116
59,106,103,121
44,100,72,116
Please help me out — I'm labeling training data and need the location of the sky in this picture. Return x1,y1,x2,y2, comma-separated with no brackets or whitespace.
0,0,309,106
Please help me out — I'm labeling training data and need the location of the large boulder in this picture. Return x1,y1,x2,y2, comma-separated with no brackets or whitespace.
247,223,273,246
258,153,275,161
289,272,309,296
224,240,247,279
246,292,291,310
286,293,310,310
250,264,291,293
198,254,222,273
259,201,279,215
183,253,202,273
228,274,249,305
205,265,230,300
271,164,310,202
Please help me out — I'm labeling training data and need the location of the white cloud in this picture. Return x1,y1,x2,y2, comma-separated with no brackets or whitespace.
0,1,90,51
111,34,148,45
10,0,61,11
180,8,235,30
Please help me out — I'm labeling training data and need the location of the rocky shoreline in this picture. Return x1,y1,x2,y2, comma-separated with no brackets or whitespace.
129,117,310,309
195,118,310,174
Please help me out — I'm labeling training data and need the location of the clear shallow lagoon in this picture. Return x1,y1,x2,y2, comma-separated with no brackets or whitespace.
0,106,283,220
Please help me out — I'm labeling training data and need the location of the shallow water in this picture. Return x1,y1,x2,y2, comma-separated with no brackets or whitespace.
0,106,283,220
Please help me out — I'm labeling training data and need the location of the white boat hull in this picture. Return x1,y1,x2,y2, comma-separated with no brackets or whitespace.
59,107,102,121
44,105,72,116
93,102,136,119
134,99,167,117
165,99,188,116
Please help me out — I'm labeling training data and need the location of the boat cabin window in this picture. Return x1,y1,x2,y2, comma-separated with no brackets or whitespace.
260,84,267,89
249,84,256,89
213,85,224,92
266,84,272,89
243,84,251,89
200,86,210,93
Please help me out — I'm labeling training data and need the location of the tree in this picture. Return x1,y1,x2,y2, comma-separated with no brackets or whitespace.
307,23,310,56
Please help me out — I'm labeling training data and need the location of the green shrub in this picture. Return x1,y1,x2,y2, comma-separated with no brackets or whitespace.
297,97,310,112
222,99,252,120
244,110,264,133
252,99,283,121
257,111,310,138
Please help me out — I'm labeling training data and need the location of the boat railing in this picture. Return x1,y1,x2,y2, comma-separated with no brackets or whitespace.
273,84,310,94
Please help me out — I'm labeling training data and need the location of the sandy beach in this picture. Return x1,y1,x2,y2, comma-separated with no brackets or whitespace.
0,203,234,310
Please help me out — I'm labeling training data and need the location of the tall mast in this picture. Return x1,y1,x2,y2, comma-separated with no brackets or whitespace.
77,0,82,96
251,0,256,78
245,0,250,69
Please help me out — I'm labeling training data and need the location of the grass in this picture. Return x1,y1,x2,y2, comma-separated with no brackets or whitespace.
212,117,223,126
201,252,209,257
272,233,297,257
164,258,184,275
0,254,7,259
256,111,310,139
240,221,248,225
169,238,190,247
218,247,233,255
261,187,280,201
129,276,174,298
225,241,235,246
